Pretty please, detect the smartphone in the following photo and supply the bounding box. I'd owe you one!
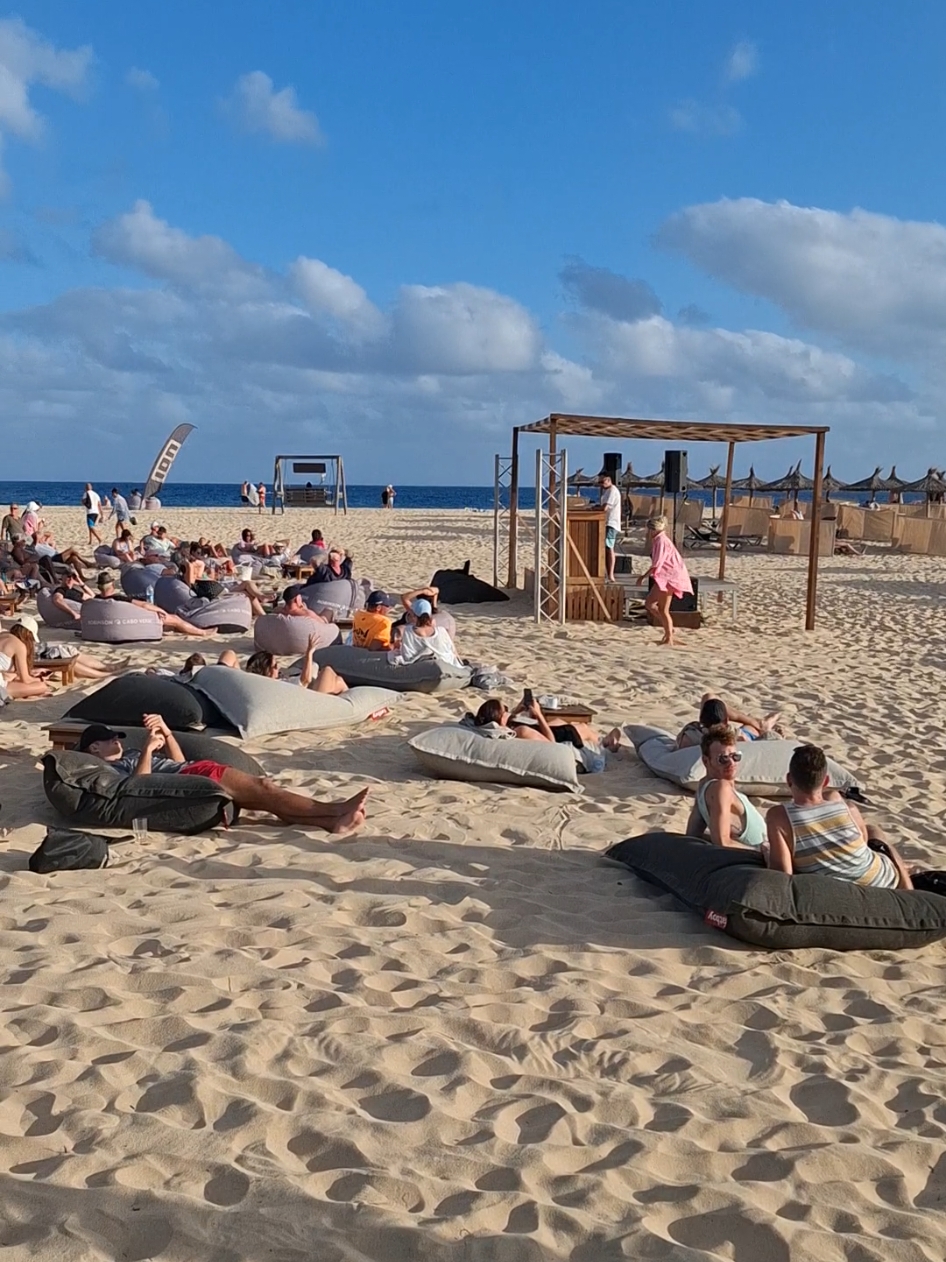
[523,687,534,706]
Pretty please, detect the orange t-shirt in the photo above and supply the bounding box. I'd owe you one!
[352,609,392,649]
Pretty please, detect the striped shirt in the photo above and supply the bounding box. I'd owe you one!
[784,799,897,888]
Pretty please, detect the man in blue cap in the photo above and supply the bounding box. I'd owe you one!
[352,590,396,650]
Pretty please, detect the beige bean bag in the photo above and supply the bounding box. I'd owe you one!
[38,587,82,629]
[410,725,581,792]
[254,614,340,656]
[81,598,163,643]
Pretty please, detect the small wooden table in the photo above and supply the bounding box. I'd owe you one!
[541,701,596,722]
[282,563,313,581]
[37,659,77,686]
[0,591,28,616]
[45,719,88,749]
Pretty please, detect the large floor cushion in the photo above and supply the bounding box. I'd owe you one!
[410,726,581,792]
[188,665,398,738]
[93,546,123,570]
[64,674,210,731]
[431,563,509,604]
[626,726,862,798]
[254,614,340,655]
[606,833,946,950]
[310,645,472,693]
[182,593,253,633]
[81,599,163,644]
[301,578,371,619]
[297,544,328,564]
[37,587,82,629]
[154,576,194,613]
[120,563,168,598]
[43,750,236,833]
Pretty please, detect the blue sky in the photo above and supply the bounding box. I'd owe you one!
[2,1,946,484]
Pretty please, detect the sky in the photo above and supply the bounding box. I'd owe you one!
[2,1,946,484]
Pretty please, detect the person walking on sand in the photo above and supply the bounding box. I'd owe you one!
[80,716,369,833]
[637,514,692,647]
[82,483,103,545]
[257,482,266,513]
[240,480,251,505]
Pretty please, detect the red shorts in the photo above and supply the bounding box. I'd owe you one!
[179,760,228,783]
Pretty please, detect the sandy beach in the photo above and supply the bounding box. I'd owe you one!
[1,504,945,1260]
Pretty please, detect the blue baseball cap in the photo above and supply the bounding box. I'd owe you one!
[366,590,394,609]
[412,597,433,616]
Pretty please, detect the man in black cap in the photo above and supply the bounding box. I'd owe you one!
[78,715,368,833]
[282,585,331,622]
[352,590,395,650]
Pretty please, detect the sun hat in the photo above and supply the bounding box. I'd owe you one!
[12,613,39,638]
[26,501,40,512]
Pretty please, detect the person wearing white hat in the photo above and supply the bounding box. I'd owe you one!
[9,616,120,682]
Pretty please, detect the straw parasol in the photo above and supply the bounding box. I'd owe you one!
[902,468,946,503]
[822,466,844,499]
[691,464,727,517]
[730,466,766,503]
[841,466,887,502]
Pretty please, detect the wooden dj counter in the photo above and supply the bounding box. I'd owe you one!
[562,507,623,621]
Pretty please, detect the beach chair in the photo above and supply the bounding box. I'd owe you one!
[684,521,724,549]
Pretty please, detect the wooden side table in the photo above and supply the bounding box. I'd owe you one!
[37,659,77,686]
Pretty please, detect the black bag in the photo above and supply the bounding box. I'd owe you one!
[29,828,112,873]
[82,493,92,510]
[194,579,225,601]
[911,871,946,897]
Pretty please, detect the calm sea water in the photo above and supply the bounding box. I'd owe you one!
[0,481,924,512]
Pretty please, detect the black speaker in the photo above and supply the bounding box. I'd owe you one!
[649,575,699,611]
[664,450,688,494]
[602,452,622,481]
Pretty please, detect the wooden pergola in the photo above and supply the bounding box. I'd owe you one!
[509,414,830,630]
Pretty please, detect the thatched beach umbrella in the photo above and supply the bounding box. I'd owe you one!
[692,464,727,517]
[903,468,946,508]
[841,466,887,502]
[567,467,597,488]
[731,466,766,504]
[821,466,844,500]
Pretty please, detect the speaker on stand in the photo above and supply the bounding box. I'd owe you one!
[663,450,688,546]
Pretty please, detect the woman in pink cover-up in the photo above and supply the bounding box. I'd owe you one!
[636,514,692,647]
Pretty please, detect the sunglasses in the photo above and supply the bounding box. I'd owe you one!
[714,751,742,766]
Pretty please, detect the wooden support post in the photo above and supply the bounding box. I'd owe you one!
[507,426,520,589]
[805,430,826,631]
[717,441,736,580]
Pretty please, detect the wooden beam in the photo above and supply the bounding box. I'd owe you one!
[805,430,826,630]
[717,441,736,580]
[566,535,613,621]
[507,426,520,588]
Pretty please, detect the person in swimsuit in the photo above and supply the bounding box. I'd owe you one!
[684,724,767,849]
[677,694,782,749]
[473,698,622,773]
[766,743,912,889]
[0,628,49,699]
[80,716,369,833]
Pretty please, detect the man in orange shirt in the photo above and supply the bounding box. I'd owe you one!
[352,590,395,650]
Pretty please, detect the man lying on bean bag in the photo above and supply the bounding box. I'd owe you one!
[78,716,368,834]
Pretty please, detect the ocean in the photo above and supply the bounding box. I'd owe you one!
[0,481,925,512]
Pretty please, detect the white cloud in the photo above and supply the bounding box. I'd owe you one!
[668,100,742,136]
[222,71,323,145]
[725,40,758,83]
[0,17,92,193]
[125,66,159,92]
[288,257,385,338]
[657,197,946,360]
[2,199,943,479]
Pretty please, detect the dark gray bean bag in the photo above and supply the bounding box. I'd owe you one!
[606,833,946,951]
[301,577,371,618]
[43,749,237,833]
[120,563,168,598]
[431,562,509,604]
[37,587,82,629]
[65,674,214,731]
[182,593,253,633]
[81,598,163,644]
[254,614,340,656]
[154,576,194,613]
[297,544,328,564]
[309,645,472,693]
[109,728,262,774]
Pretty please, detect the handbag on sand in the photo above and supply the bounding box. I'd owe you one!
[29,828,114,873]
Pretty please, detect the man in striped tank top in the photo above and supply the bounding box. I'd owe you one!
[766,744,913,889]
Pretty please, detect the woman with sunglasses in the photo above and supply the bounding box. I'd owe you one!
[684,724,767,849]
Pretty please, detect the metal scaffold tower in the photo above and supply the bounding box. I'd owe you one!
[534,447,567,624]
[492,453,515,589]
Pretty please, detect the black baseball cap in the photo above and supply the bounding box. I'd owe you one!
[77,724,126,751]
[282,584,305,604]
[366,589,394,609]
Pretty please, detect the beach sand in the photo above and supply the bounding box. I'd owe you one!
[1,504,945,1260]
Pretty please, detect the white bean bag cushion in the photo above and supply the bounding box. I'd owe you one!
[230,548,268,574]
[310,645,472,693]
[254,614,340,655]
[153,576,194,613]
[182,593,253,633]
[81,598,163,643]
[37,587,82,629]
[625,725,863,798]
[188,664,398,739]
[410,726,581,792]
[433,610,457,639]
[93,546,123,570]
[301,578,371,618]
[120,563,167,598]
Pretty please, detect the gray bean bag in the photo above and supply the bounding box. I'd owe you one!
[181,593,253,633]
[43,749,237,833]
[301,577,371,619]
[409,725,581,792]
[93,546,123,570]
[37,587,82,629]
[81,598,163,643]
[297,544,328,564]
[254,614,340,656]
[606,833,946,950]
[120,563,168,599]
[188,664,398,739]
[433,610,457,639]
[626,725,863,799]
[154,576,194,613]
[310,645,472,693]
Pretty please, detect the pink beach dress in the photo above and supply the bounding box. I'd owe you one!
[651,532,693,599]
